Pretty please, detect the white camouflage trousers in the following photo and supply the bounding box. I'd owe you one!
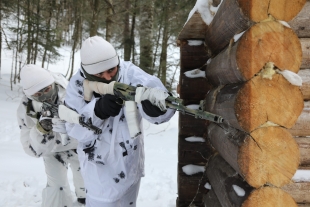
[41,150,85,207]
[86,179,141,207]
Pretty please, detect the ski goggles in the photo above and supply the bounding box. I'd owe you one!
[32,85,52,97]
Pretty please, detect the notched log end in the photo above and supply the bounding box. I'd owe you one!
[242,187,298,207]
[238,0,306,22]
[238,127,300,188]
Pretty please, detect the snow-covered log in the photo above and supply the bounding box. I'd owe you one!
[178,12,207,41]
[205,21,302,86]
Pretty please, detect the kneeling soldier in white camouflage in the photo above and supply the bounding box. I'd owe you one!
[16,64,86,207]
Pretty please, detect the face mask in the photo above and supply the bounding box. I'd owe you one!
[31,83,59,103]
[81,65,120,84]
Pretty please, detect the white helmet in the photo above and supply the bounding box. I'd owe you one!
[80,36,119,75]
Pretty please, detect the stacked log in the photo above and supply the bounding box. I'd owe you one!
[177,0,309,206]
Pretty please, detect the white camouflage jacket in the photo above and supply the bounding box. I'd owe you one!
[65,60,175,202]
[17,72,78,158]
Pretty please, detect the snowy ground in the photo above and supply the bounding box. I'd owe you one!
[0,47,179,206]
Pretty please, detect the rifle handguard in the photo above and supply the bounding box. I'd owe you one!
[83,80,115,101]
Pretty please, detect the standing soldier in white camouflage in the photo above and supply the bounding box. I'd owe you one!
[64,36,176,207]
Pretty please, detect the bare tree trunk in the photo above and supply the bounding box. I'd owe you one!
[33,0,40,64]
[130,0,137,64]
[42,1,53,68]
[14,0,21,84]
[105,0,114,42]
[158,0,170,85]
[139,0,154,74]
[26,0,31,64]
[0,0,2,79]
[68,0,81,79]
[89,0,100,37]
[153,1,165,75]
[11,48,14,90]
[123,0,131,61]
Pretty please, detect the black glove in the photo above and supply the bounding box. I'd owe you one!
[141,100,166,117]
[94,94,122,119]
[39,119,53,131]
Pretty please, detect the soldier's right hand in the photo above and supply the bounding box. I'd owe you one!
[94,94,122,119]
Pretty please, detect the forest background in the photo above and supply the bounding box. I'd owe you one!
[0,0,194,91]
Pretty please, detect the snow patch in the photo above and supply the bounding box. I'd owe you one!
[204,182,211,189]
[232,185,245,197]
[184,69,205,78]
[185,136,205,142]
[278,20,291,28]
[234,31,246,42]
[292,170,310,182]
[188,40,204,46]
[186,0,222,26]
[277,70,302,86]
[182,164,205,175]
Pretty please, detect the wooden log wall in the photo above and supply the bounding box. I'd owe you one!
[284,1,310,204]
[177,0,310,206]
[176,40,212,207]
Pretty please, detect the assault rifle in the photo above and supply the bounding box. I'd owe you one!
[83,80,224,124]
[42,102,102,134]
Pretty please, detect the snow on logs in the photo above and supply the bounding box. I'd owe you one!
[205,20,302,86]
[204,0,306,56]
[206,154,297,207]
[204,74,304,132]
